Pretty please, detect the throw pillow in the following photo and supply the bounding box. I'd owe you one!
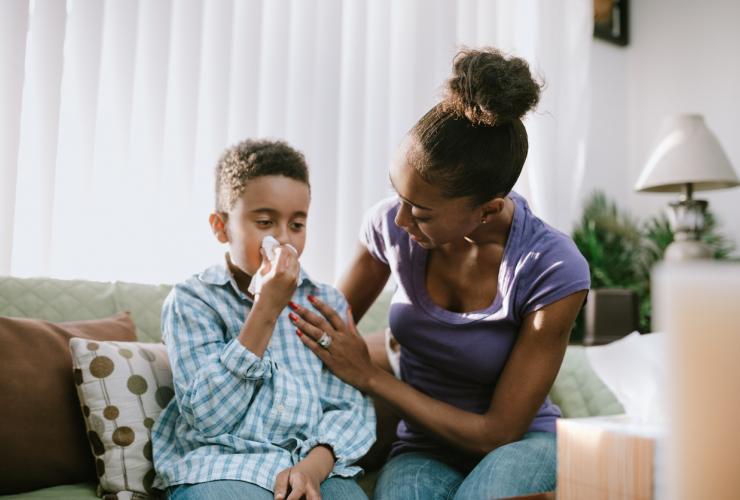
[69,339,174,499]
[0,313,137,494]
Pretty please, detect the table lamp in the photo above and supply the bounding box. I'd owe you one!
[635,114,739,261]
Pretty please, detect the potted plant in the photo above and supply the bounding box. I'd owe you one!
[571,191,736,342]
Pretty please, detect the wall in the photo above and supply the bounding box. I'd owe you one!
[584,0,740,250]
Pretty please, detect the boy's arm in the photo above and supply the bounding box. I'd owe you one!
[293,445,335,483]
[237,296,282,357]
[312,368,376,472]
[165,286,277,437]
[273,445,333,500]
[239,242,301,357]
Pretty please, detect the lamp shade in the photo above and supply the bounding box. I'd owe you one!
[635,114,739,193]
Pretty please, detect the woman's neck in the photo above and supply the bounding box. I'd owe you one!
[441,196,515,257]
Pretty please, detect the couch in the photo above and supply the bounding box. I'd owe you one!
[0,275,624,499]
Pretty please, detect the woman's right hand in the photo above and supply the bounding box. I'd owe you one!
[255,244,300,315]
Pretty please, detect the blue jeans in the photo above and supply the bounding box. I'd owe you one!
[167,477,367,500]
[372,432,556,500]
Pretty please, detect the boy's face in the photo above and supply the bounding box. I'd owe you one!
[212,175,310,276]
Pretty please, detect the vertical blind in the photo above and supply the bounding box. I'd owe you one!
[0,0,592,285]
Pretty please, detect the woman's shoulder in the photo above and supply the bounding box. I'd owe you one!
[363,196,401,231]
[510,193,589,278]
[360,196,406,264]
[507,194,590,315]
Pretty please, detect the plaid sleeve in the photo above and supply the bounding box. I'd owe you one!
[298,289,376,474]
[163,285,276,437]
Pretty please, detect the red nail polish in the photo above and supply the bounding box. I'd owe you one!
[307,295,316,303]
[289,301,299,311]
[289,312,298,322]
[296,329,303,337]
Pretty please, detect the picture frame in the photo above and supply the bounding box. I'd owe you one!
[594,0,629,47]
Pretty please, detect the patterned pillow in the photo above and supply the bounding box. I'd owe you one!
[69,339,174,499]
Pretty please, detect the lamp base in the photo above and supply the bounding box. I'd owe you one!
[665,238,712,261]
[664,192,712,261]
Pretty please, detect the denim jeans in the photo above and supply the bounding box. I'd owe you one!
[372,432,556,500]
[167,477,368,500]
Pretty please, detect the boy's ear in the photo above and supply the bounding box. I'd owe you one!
[209,212,229,243]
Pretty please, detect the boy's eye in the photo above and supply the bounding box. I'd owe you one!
[290,222,306,231]
[256,220,273,227]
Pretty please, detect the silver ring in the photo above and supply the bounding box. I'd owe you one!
[317,331,332,349]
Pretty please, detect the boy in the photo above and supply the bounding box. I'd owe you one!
[152,139,375,500]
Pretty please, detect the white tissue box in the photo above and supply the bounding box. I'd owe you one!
[557,415,665,500]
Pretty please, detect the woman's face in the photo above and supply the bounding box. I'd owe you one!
[218,175,310,275]
[389,143,482,249]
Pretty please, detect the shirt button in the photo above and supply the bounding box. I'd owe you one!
[276,404,285,413]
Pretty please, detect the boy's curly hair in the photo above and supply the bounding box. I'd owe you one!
[214,139,310,212]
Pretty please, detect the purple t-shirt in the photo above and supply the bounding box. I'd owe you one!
[360,192,590,467]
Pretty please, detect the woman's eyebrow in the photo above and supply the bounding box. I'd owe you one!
[388,174,433,211]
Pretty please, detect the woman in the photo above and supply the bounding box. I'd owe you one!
[289,48,590,499]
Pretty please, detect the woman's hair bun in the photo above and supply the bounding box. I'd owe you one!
[445,47,541,126]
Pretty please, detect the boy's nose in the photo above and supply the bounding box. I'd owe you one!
[272,227,290,246]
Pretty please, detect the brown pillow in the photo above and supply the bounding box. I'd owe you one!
[0,313,137,494]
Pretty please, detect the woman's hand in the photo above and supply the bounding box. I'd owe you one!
[290,296,379,391]
[273,467,321,500]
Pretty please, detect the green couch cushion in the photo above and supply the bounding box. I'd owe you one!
[112,282,172,343]
[0,277,170,343]
[550,346,624,418]
[0,277,119,323]
[356,289,393,334]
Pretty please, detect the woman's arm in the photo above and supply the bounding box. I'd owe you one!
[294,290,586,456]
[337,242,393,372]
[336,243,391,322]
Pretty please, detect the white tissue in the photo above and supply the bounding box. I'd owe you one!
[585,331,668,426]
[247,236,299,296]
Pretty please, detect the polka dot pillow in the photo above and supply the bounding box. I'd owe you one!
[70,339,174,499]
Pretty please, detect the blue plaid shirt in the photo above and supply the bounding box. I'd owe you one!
[152,260,376,491]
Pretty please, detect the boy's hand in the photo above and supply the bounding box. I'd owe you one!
[238,243,300,357]
[256,244,300,314]
[273,467,321,500]
[273,445,333,500]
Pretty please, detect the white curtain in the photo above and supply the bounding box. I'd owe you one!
[0,0,592,285]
